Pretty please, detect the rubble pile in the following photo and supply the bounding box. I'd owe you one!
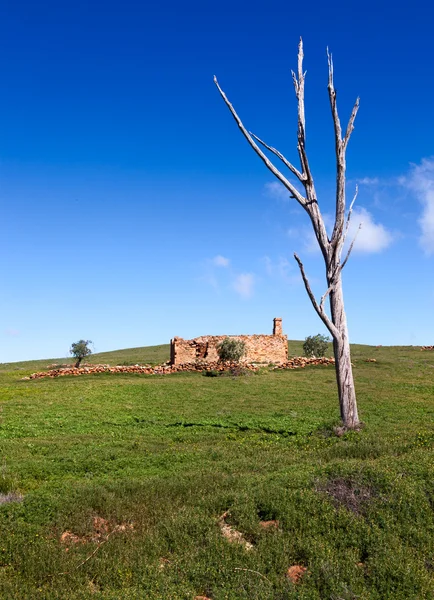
[24,356,335,380]
[273,356,335,369]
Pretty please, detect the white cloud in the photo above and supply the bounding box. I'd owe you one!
[346,207,393,253]
[212,255,230,267]
[233,273,254,298]
[357,177,380,186]
[287,208,392,255]
[402,158,434,255]
[264,181,291,201]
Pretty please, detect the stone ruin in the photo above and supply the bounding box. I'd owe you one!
[170,318,288,366]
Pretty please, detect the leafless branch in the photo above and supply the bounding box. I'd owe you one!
[213,76,306,208]
[292,39,312,183]
[249,132,305,183]
[327,48,342,144]
[294,253,340,340]
[234,568,272,584]
[342,185,358,246]
[320,283,334,312]
[341,223,362,271]
[47,531,115,578]
[328,47,347,250]
[343,97,360,149]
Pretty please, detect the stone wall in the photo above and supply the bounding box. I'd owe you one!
[170,318,287,365]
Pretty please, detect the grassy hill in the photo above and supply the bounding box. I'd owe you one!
[0,343,433,598]
[0,339,409,372]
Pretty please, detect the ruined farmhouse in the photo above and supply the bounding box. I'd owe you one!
[170,318,288,366]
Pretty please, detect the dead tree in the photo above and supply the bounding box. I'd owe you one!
[214,39,360,429]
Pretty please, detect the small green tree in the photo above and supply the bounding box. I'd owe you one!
[217,337,246,363]
[70,339,93,368]
[303,334,330,358]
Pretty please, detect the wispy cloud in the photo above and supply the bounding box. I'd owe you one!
[401,158,434,255]
[347,207,393,253]
[232,273,254,298]
[264,181,291,201]
[212,255,230,267]
[357,177,380,186]
[263,256,299,285]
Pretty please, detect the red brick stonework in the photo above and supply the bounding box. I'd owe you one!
[170,318,287,366]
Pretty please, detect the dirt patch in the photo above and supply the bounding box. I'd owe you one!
[286,565,307,583]
[259,519,279,530]
[218,511,253,551]
[60,531,84,546]
[318,477,377,514]
[60,515,134,549]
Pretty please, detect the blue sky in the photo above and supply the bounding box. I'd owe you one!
[1,0,433,362]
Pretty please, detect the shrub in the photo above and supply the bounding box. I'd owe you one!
[303,334,330,358]
[217,338,246,363]
[70,339,93,368]
[202,369,220,377]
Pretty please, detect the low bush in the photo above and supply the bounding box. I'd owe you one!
[303,333,330,358]
[217,338,246,363]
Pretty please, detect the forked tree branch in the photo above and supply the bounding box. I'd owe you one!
[327,49,359,259]
[291,39,313,184]
[249,132,305,183]
[213,76,307,208]
[293,253,340,340]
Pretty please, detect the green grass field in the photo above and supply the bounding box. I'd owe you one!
[1,342,434,599]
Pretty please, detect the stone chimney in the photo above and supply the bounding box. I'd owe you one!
[273,317,283,336]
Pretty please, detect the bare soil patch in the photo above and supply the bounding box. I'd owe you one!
[318,477,377,514]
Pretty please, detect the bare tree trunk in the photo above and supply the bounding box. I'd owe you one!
[214,39,362,430]
[328,275,359,428]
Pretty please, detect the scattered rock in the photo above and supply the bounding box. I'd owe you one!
[158,557,171,570]
[218,512,254,551]
[273,357,335,370]
[286,565,307,583]
[60,531,84,546]
[259,519,279,530]
[333,426,346,437]
[88,580,99,594]
[25,356,336,381]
